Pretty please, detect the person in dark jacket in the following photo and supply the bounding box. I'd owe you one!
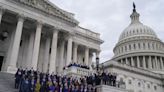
[19,76,30,92]
[113,73,117,87]
[15,68,22,89]
[101,71,106,85]
[29,77,35,92]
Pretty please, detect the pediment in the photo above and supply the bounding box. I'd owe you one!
[11,0,78,25]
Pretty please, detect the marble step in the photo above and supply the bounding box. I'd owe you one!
[0,72,18,92]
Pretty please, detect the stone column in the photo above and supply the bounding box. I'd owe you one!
[85,47,89,65]
[131,57,134,66]
[49,29,58,74]
[66,36,73,66]
[155,56,158,70]
[143,56,146,69]
[7,15,24,73]
[121,59,123,64]
[59,40,65,73]
[26,31,35,69]
[43,37,51,73]
[73,43,78,63]
[125,58,128,65]
[148,56,152,69]
[160,57,164,70]
[89,53,93,69]
[31,21,42,70]
[0,8,4,24]
[137,56,140,68]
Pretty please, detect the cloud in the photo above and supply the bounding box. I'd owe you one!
[49,0,164,62]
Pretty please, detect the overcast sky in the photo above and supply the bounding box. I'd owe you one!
[49,0,164,63]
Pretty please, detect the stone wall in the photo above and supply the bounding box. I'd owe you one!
[96,85,128,92]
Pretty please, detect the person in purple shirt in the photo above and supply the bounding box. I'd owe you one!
[48,82,55,92]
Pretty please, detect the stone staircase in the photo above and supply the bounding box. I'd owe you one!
[0,72,18,92]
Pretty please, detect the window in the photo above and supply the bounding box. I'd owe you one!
[122,47,124,52]
[128,80,132,84]
[154,86,157,90]
[125,46,127,51]
[129,45,131,50]
[134,44,136,49]
[147,84,150,89]
[148,43,150,49]
[152,43,154,49]
[138,43,141,49]
[138,82,141,87]
[143,43,145,49]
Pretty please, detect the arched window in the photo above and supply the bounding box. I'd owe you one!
[147,84,150,89]
[154,86,157,90]
[134,44,136,49]
[138,82,141,87]
[128,80,132,84]
[148,43,150,49]
[143,43,145,49]
[138,43,141,49]
[152,43,154,49]
[125,46,127,51]
[122,47,124,52]
[129,45,131,50]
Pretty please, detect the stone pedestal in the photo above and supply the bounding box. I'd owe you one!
[6,66,17,74]
[96,85,128,92]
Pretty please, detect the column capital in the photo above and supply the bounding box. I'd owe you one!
[67,32,75,39]
[17,14,25,22]
[0,6,5,14]
[36,20,43,27]
[53,29,59,34]
[74,43,78,48]
[85,46,90,49]
[67,35,73,41]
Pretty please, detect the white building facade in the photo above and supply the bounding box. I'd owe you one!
[0,0,103,74]
[103,5,164,92]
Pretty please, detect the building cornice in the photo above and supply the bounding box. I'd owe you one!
[103,61,163,80]
[113,51,164,60]
[9,0,79,25]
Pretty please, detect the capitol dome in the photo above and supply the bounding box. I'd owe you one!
[113,4,164,72]
[119,6,158,41]
[119,22,157,41]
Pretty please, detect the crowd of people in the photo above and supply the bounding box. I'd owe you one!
[14,68,117,92]
[64,62,90,70]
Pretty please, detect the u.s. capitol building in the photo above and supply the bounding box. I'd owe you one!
[102,4,164,92]
[0,0,103,74]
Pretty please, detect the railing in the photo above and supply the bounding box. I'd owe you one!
[76,26,100,39]
[64,66,92,77]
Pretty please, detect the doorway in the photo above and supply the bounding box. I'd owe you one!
[0,56,4,71]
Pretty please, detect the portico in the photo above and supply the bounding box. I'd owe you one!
[0,0,103,74]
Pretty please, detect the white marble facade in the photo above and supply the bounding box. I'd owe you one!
[103,5,164,92]
[0,0,103,74]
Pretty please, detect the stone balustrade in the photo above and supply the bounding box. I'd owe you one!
[77,26,100,39]
[63,66,92,77]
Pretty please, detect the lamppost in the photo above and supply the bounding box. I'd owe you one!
[102,63,104,72]
[0,30,8,41]
[96,57,99,73]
